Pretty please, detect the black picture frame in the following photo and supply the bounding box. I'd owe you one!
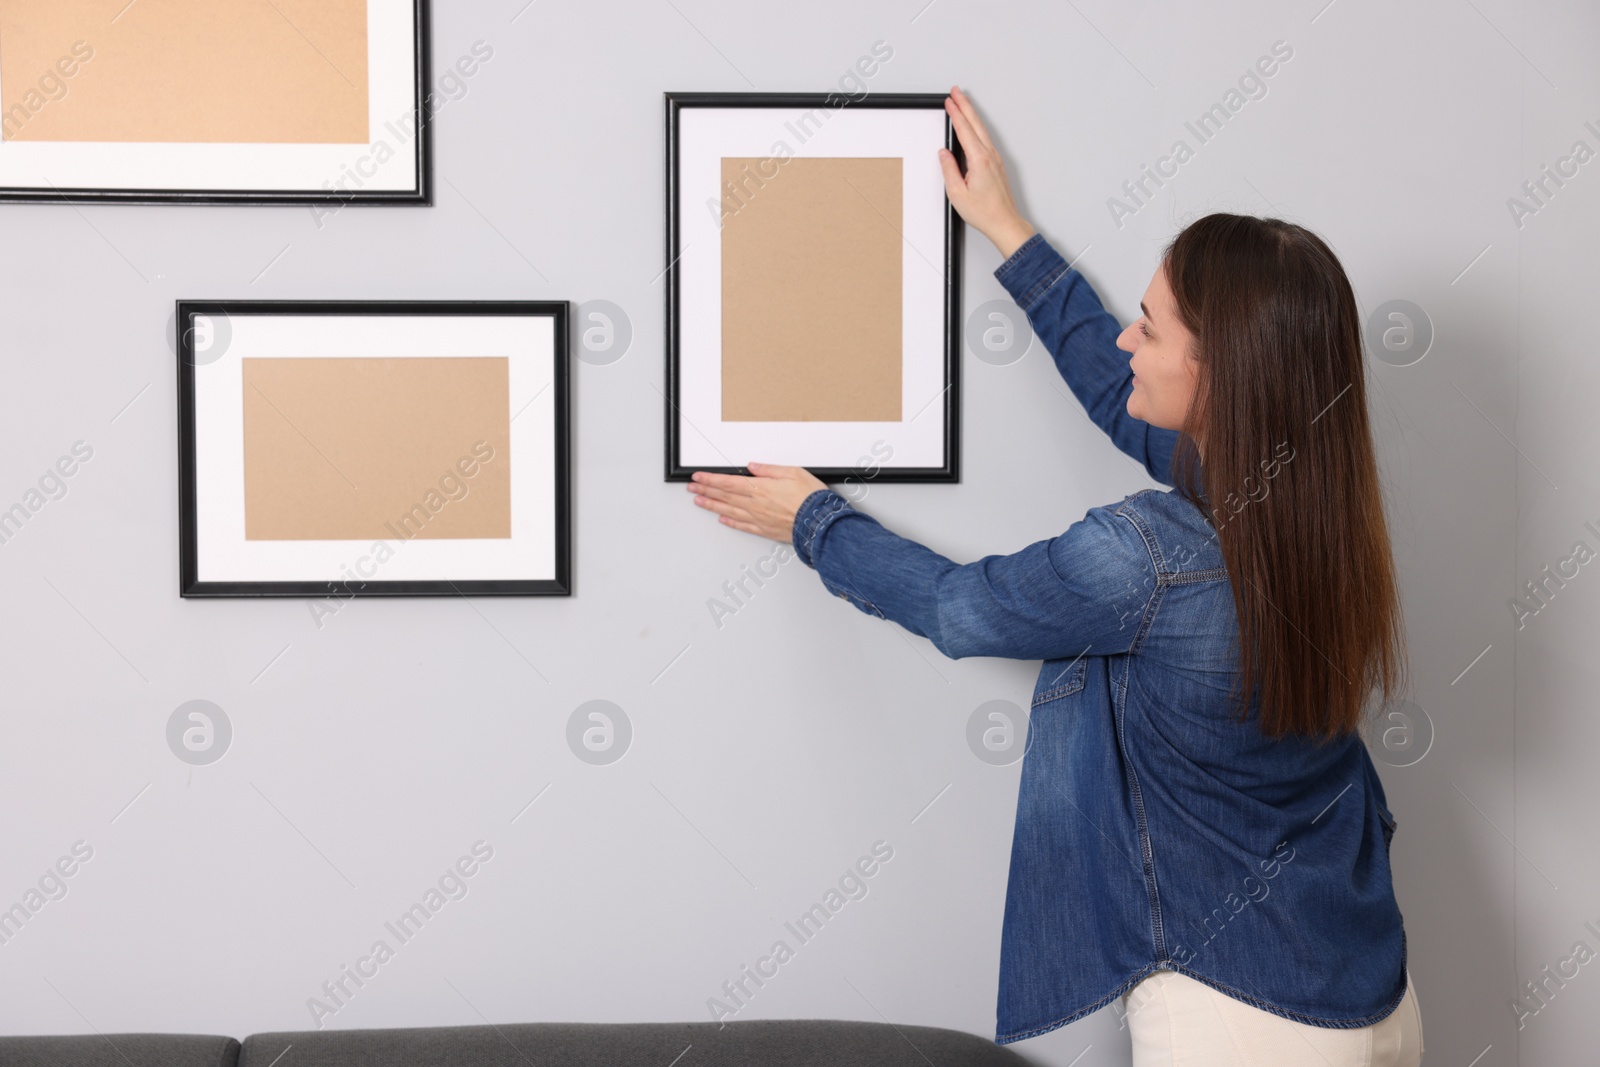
[0,1,432,206]
[177,300,570,598]
[663,91,964,483]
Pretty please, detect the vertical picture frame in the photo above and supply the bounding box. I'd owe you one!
[664,91,963,483]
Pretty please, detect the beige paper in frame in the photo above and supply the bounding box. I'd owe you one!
[719,156,902,422]
[0,0,369,143]
[240,357,511,542]
[674,106,948,471]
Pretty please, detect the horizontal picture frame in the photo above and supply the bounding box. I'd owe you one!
[0,0,431,204]
[177,301,570,597]
[664,91,963,483]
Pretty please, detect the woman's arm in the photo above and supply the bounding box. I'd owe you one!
[687,466,1158,661]
[687,467,1158,662]
[792,487,1157,662]
[995,234,1182,487]
[939,86,1180,487]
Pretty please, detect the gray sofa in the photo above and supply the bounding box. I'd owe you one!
[0,1018,1032,1066]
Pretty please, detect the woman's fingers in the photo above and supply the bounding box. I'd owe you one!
[688,482,745,510]
[750,461,804,478]
[937,145,966,197]
[694,485,775,539]
[940,96,1002,223]
[944,95,986,162]
[690,470,753,497]
[689,473,768,522]
[949,86,995,153]
[691,484,751,519]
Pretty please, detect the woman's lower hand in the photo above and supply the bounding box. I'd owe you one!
[687,462,828,543]
[938,85,1036,260]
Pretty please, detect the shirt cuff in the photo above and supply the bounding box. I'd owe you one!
[792,487,855,568]
[993,231,1072,314]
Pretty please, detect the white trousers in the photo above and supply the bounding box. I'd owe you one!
[1122,968,1423,1067]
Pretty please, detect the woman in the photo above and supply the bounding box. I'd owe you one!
[687,85,1422,1066]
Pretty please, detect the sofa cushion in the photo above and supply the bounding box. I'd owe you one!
[0,1033,239,1067]
[239,1019,1028,1066]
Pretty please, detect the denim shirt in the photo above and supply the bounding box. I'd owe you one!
[789,233,1407,1042]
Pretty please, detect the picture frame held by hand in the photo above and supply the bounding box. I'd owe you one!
[664,91,963,483]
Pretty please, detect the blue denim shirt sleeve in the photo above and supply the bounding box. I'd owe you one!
[792,487,1156,661]
[995,232,1181,487]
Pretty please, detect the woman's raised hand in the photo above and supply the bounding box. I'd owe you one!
[937,86,1036,260]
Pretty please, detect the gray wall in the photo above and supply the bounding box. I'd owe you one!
[0,1,1589,1064]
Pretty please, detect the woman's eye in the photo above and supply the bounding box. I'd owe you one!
[1138,321,1150,337]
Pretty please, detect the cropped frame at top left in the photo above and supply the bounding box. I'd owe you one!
[0,0,432,204]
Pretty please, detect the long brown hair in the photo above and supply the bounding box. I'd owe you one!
[1163,213,1408,743]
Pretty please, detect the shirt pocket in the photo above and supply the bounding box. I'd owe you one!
[1031,656,1088,708]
